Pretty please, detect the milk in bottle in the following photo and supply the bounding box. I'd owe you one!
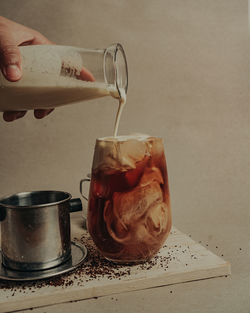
[0,44,128,120]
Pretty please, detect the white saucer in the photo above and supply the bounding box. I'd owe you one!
[0,242,87,281]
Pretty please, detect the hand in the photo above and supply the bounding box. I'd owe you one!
[0,16,54,122]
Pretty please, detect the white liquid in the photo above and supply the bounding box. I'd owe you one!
[113,88,126,137]
[0,74,125,137]
[0,76,120,112]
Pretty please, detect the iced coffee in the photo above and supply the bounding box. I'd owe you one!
[87,134,172,263]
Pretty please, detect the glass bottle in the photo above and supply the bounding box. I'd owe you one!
[0,43,128,112]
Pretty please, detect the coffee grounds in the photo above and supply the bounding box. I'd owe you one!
[1,230,221,296]
[0,232,174,293]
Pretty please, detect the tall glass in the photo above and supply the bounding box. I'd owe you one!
[0,43,128,112]
[87,135,172,263]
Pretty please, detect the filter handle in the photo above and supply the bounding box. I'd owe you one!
[69,198,82,213]
[0,206,6,221]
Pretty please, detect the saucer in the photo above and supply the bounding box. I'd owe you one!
[0,242,87,281]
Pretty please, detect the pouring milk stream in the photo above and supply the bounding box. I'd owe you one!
[0,44,128,136]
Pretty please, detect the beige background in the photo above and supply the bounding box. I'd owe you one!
[0,1,250,312]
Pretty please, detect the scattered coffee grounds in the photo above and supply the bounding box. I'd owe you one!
[0,229,229,298]
[0,231,178,293]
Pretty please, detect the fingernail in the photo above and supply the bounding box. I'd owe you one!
[34,109,54,119]
[3,65,22,81]
[16,111,26,119]
[46,109,54,116]
[34,110,45,119]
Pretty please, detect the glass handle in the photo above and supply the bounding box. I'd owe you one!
[80,175,91,231]
[80,178,91,201]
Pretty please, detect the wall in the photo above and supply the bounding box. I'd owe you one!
[0,0,250,235]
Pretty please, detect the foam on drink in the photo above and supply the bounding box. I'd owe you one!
[93,134,151,172]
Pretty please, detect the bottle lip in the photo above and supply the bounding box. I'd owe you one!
[104,43,128,98]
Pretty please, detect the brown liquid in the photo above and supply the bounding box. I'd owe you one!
[87,136,171,263]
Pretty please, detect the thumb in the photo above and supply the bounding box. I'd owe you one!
[0,39,22,82]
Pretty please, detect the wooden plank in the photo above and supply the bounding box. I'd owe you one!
[0,213,231,313]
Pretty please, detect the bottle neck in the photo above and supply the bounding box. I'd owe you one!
[104,43,128,99]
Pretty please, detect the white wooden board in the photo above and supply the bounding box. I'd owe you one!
[0,213,231,313]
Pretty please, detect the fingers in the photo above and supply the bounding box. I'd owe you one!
[3,111,26,122]
[79,67,95,82]
[30,30,54,45]
[3,109,54,122]
[0,17,56,122]
[0,42,22,81]
[34,109,54,119]
[0,19,52,82]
